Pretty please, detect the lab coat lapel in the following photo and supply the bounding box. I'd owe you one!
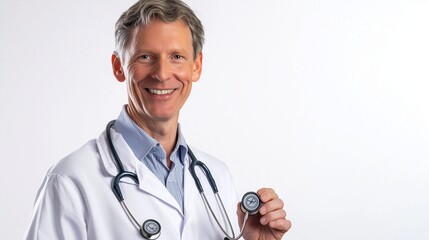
[97,130,182,215]
[135,162,182,214]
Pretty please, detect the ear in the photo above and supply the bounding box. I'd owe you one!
[111,53,126,82]
[191,52,203,82]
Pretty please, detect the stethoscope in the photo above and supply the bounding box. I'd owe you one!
[106,120,262,239]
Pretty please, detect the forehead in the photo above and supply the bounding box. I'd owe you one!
[129,18,193,51]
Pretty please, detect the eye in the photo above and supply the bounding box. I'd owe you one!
[137,54,152,62]
[172,55,184,60]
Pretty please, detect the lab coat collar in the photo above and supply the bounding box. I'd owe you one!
[97,129,187,216]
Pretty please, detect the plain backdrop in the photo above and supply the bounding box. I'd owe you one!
[1,0,429,239]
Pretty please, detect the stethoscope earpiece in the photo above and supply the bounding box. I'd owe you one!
[241,191,262,215]
[140,219,161,240]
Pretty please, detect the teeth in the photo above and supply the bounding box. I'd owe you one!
[149,89,174,95]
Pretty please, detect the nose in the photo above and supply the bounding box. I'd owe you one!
[151,58,171,82]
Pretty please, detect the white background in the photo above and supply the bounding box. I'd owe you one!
[1,0,429,239]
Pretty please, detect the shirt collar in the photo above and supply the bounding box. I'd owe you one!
[113,106,188,165]
[175,125,188,165]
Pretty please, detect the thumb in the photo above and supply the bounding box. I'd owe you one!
[236,202,245,229]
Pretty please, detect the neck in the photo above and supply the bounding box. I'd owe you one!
[126,105,178,164]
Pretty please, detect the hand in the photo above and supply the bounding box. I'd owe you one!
[237,188,291,240]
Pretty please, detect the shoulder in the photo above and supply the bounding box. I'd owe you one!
[187,146,236,191]
[47,139,102,180]
[188,146,229,172]
[37,138,109,207]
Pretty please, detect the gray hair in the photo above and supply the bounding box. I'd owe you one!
[114,0,205,60]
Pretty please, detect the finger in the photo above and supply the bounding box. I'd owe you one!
[236,202,244,217]
[268,218,292,233]
[257,188,278,203]
[260,209,286,225]
[259,198,284,215]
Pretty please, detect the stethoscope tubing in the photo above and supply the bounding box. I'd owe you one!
[106,120,125,173]
[106,120,250,239]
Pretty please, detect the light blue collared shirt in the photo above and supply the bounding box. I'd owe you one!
[113,107,187,212]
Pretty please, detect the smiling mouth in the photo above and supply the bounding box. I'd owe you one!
[147,88,175,95]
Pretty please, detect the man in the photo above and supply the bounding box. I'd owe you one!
[24,0,291,239]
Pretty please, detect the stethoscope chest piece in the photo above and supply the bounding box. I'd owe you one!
[241,192,262,215]
[107,120,257,239]
[140,219,161,239]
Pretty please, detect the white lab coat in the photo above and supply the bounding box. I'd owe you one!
[24,129,240,239]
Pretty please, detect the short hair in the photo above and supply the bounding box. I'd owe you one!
[114,0,205,60]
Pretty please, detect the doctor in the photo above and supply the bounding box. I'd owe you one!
[24,0,291,239]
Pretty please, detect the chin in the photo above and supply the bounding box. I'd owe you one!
[144,105,180,121]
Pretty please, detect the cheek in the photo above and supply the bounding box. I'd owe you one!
[127,66,146,89]
[175,67,195,84]
[126,73,145,99]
